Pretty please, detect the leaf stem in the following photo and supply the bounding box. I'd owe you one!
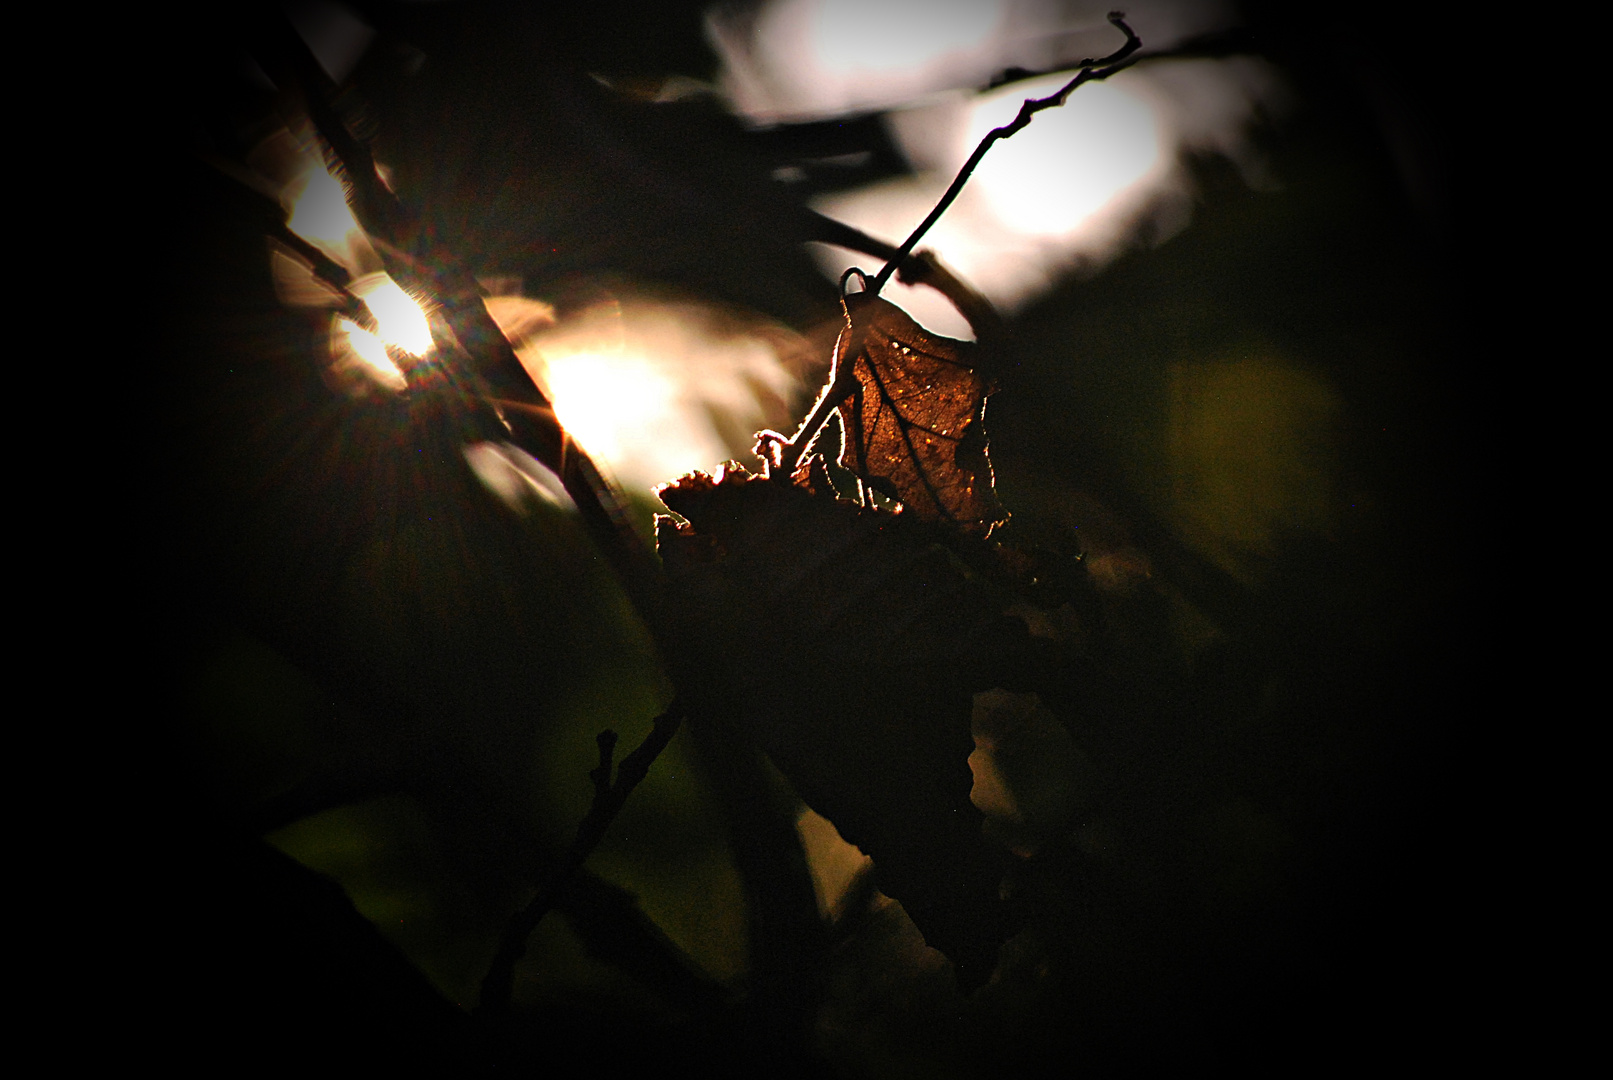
[755,274,870,480]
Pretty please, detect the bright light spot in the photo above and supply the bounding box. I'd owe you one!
[544,352,679,467]
[284,160,367,268]
[810,0,1002,76]
[269,129,429,396]
[489,298,803,492]
[967,78,1161,237]
[337,317,408,391]
[352,272,433,356]
[711,0,1009,119]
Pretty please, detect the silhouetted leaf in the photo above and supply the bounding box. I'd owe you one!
[834,293,1007,537]
[656,464,1031,987]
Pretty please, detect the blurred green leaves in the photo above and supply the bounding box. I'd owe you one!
[1167,352,1340,583]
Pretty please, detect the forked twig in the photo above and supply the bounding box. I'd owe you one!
[983,25,1257,94]
[478,703,687,1016]
[868,11,1141,295]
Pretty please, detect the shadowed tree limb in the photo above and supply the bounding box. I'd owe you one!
[801,211,1003,342]
[478,702,687,1016]
[684,714,826,1052]
[239,14,825,1033]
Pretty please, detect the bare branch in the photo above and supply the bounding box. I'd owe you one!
[984,25,1258,93]
[801,212,1003,342]
[869,12,1141,296]
[478,703,687,1016]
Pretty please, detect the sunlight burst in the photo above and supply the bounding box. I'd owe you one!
[279,150,432,388]
[336,318,409,391]
[352,272,434,356]
[490,299,802,493]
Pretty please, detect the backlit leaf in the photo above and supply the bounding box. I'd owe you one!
[833,293,1007,537]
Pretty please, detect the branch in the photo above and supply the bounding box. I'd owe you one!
[249,13,667,626]
[984,25,1259,93]
[869,12,1141,296]
[684,714,825,1033]
[236,28,714,1022]
[801,212,1003,342]
[198,153,357,297]
[478,703,687,1016]
[201,156,463,403]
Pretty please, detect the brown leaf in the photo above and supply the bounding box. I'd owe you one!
[833,294,1007,537]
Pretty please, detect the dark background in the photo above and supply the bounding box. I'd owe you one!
[108,0,1479,1072]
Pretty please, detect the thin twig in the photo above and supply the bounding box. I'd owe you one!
[478,703,687,1016]
[801,212,1003,342]
[983,26,1258,93]
[869,12,1141,296]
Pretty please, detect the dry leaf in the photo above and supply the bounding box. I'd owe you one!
[833,294,1007,537]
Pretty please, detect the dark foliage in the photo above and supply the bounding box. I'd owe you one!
[107,0,1481,1073]
[659,464,1024,986]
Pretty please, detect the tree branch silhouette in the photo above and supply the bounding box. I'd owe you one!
[869,11,1142,296]
[478,703,687,1016]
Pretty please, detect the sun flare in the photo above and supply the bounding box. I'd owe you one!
[277,150,433,388]
[487,298,802,493]
[351,273,434,357]
[336,318,410,392]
